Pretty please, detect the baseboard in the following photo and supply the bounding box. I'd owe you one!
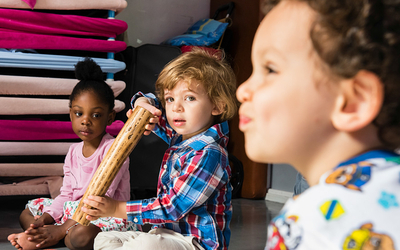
[265,189,293,203]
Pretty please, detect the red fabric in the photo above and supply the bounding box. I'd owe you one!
[0,120,124,141]
[180,45,221,58]
[0,29,126,53]
[0,8,127,38]
[21,0,36,9]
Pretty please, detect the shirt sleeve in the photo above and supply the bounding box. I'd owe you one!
[126,149,229,225]
[42,147,74,221]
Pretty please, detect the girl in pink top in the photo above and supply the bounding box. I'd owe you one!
[8,58,135,250]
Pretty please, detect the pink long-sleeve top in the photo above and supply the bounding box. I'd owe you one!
[43,133,130,222]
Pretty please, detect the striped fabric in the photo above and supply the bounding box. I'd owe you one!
[127,93,232,250]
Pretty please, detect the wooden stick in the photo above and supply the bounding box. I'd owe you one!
[72,106,153,226]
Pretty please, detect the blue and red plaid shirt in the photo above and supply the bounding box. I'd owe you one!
[128,93,232,250]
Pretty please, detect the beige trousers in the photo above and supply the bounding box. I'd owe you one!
[94,228,205,250]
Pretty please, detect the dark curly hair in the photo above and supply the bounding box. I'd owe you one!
[69,57,115,112]
[263,0,400,149]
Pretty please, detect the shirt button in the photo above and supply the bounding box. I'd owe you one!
[163,164,167,169]
[134,217,138,223]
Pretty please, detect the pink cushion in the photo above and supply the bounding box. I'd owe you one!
[0,98,125,115]
[1,30,126,53]
[0,0,127,12]
[0,75,126,97]
[0,8,128,38]
[0,120,125,140]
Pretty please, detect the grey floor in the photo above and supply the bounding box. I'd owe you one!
[0,196,283,250]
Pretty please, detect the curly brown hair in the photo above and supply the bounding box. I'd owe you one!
[155,48,238,123]
[262,0,400,148]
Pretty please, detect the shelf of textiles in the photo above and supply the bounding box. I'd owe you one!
[0,0,129,197]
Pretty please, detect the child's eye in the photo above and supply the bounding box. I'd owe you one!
[166,97,174,103]
[265,66,277,74]
[75,112,82,117]
[92,113,101,118]
[185,96,195,101]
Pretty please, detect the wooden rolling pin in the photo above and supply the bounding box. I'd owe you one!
[72,106,153,226]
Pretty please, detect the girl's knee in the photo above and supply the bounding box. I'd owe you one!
[65,224,101,250]
[19,208,34,230]
[19,208,32,218]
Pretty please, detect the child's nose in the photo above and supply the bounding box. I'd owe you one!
[173,102,183,112]
[81,116,91,125]
[236,79,252,103]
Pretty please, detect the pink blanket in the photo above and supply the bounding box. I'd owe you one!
[0,176,63,198]
[0,141,72,156]
[0,8,127,52]
[0,120,124,140]
[0,97,125,115]
[1,0,127,12]
[1,30,126,53]
[0,9,127,38]
[0,75,126,97]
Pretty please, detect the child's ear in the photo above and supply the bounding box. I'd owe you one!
[331,70,383,132]
[212,102,224,116]
[107,110,116,126]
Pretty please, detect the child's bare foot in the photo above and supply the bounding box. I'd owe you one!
[8,232,40,250]
[24,224,65,249]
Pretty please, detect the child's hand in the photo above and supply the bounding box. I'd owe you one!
[24,224,65,249]
[127,98,161,136]
[29,213,54,229]
[82,195,127,220]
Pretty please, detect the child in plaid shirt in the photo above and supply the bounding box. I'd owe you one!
[82,48,238,250]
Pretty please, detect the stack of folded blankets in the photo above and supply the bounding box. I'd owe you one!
[0,0,129,197]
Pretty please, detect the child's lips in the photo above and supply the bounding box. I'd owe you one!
[239,115,251,129]
[80,129,91,136]
[173,119,186,127]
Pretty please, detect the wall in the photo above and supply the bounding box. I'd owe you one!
[271,164,297,193]
[116,0,210,47]
[210,0,270,199]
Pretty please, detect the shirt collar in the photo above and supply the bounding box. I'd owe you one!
[337,149,399,168]
[181,121,229,151]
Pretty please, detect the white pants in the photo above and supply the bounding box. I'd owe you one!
[94,228,205,250]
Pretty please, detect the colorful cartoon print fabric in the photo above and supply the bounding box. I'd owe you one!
[266,150,400,250]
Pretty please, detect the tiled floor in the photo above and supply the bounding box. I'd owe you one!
[0,196,283,250]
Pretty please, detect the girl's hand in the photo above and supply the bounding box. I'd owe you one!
[30,213,54,229]
[24,224,65,249]
[82,195,127,220]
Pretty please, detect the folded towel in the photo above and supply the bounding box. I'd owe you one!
[0,142,73,156]
[0,97,125,115]
[0,0,127,12]
[0,176,63,198]
[0,8,127,38]
[0,51,126,73]
[0,163,63,176]
[0,120,125,140]
[0,75,126,97]
[0,30,127,53]
[0,182,50,196]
